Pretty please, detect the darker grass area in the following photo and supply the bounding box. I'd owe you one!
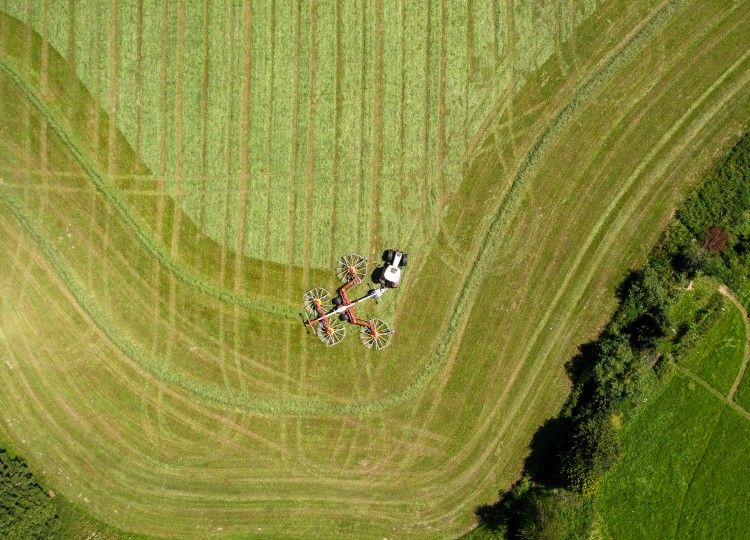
[596,374,750,540]
[594,374,725,539]
[734,369,750,411]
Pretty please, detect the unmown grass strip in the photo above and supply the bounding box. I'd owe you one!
[261,0,276,273]
[232,1,251,293]
[0,59,298,321]
[267,1,294,267]
[331,0,363,259]
[377,0,406,254]
[356,0,374,253]
[309,0,335,269]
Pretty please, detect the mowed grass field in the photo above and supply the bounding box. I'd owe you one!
[0,1,749,538]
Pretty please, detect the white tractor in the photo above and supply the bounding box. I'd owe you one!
[380,250,408,288]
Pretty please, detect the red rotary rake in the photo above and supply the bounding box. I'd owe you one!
[303,254,394,350]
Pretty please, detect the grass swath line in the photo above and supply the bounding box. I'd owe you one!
[0,59,299,321]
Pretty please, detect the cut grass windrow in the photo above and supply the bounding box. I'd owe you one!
[0,0,706,419]
[0,58,298,322]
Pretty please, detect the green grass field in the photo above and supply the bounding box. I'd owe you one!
[596,372,750,539]
[680,291,746,395]
[1,1,750,538]
[597,271,750,539]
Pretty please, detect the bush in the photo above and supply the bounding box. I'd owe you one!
[562,415,621,495]
[0,450,60,539]
[611,266,672,349]
[515,488,593,540]
[593,336,656,411]
[516,490,568,540]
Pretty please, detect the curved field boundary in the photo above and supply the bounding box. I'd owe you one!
[0,58,298,322]
[0,187,332,416]
[389,0,693,410]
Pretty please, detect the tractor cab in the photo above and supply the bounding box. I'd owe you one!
[380,250,408,288]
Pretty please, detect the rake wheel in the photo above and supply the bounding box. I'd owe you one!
[303,287,332,315]
[336,253,368,283]
[317,319,347,347]
[359,318,394,350]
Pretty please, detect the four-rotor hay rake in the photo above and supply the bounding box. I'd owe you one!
[303,254,395,350]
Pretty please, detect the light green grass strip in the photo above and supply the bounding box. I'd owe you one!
[0,58,298,322]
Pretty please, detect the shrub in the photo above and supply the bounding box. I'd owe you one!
[515,488,593,540]
[611,266,672,348]
[593,336,656,411]
[562,415,621,495]
[0,450,60,539]
[516,490,568,540]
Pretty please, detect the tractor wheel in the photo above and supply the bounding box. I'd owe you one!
[332,297,343,306]
[339,313,350,322]
[384,249,395,263]
[399,253,408,267]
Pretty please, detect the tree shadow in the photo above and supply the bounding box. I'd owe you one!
[474,339,600,534]
[522,417,572,488]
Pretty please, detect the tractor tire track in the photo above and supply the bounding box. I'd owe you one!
[719,285,750,401]
[0,0,680,420]
[396,0,734,477]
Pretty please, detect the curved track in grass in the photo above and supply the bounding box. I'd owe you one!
[0,1,749,538]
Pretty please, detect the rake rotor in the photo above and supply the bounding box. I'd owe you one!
[336,253,368,283]
[303,251,403,350]
[359,318,394,350]
[316,318,347,347]
[303,287,332,315]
